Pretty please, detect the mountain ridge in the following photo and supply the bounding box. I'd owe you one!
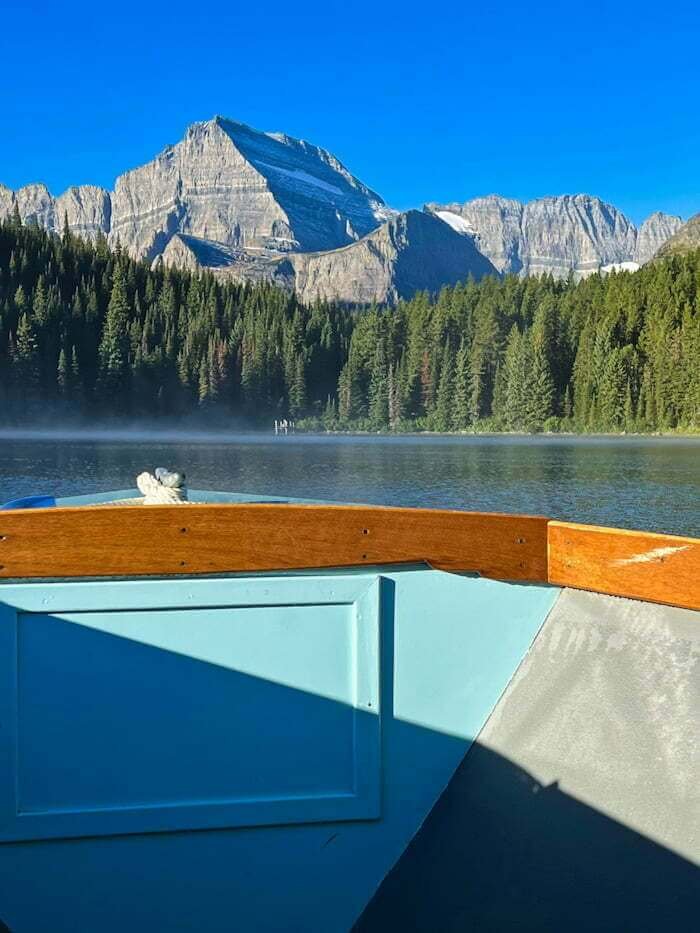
[424,194,683,278]
[0,116,690,301]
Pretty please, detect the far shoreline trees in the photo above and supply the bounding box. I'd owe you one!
[0,215,698,433]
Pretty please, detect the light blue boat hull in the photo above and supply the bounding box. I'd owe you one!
[0,490,696,931]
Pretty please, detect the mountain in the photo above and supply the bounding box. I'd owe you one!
[159,210,497,305]
[425,195,684,279]
[0,117,389,258]
[654,212,700,259]
[0,118,690,302]
[0,182,111,239]
[427,196,523,274]
[111,117,389,259]
[633,211,686,264]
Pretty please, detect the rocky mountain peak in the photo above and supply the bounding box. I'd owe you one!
[108,115,389,260]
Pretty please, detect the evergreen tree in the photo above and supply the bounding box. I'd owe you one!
[13,313,40,398]
[451,340,470,430]
[98,262,132,408]
[368,337,389,430]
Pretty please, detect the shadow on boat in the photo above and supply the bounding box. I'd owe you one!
[355,733,699,932]
[0,578,697,932]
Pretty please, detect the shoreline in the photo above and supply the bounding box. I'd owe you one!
[0,425,698,443]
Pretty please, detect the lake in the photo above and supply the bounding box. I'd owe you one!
[0,431,698,537]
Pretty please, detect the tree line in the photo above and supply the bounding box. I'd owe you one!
[0,210,698,433]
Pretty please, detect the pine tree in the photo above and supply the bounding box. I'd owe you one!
[624,379,635,432]
[368,337,389,430]
[289,355,307,418]
[599,348,627,430]
[526,305,556,428]
[388,363,401,431]
[527,339,555,428]
[98,262,132,408]
[13,313,40,398]
[57,347,69,395]
[432,342,454,432]
[451,340,470,430]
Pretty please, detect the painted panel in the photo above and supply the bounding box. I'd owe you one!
[0,568,559,933]
[0,577,380,841]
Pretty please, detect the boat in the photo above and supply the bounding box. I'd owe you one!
[0,484,697,932]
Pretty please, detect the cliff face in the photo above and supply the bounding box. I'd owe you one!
[110,117,388,260]
[634,211,685,264]
[55,186,112,239]
[426,196,524,274]
[426,196,683,279]
[653,213,700,259]
[160,211,497,305]
[287,210,496,305]
[521,195,637,277]
[0,182,111,239]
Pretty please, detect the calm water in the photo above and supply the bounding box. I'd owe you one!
[0,431,698,536]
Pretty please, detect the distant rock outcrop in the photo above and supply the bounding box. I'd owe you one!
[426,196,523,274]
[634,211,685,264]
[0,182,111,239]
[159,211,497,305]
[426,195,684,279]
[654,213,700,259]
[55,186,112,240]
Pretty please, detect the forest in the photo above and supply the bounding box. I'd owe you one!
[0,209,698,433]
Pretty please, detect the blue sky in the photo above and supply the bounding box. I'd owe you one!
[1,0,699,223]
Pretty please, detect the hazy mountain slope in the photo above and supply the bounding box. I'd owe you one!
[287,210,496,304]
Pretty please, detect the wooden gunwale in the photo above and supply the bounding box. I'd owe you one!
[0,503,697,610]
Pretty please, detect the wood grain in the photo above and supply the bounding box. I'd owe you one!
[0,503,549,582]
[3,504,698,609]
[548,521,700,611]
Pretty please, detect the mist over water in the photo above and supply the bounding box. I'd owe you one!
[0,429,698,537]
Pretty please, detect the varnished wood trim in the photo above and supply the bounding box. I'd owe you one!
[548,521,700,611]
[1,503,698,609]
[0,503,548,583]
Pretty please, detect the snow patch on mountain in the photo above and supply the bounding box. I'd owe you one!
[601,261,640,274]
[253,161,346,197]
[435,211,476,236]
